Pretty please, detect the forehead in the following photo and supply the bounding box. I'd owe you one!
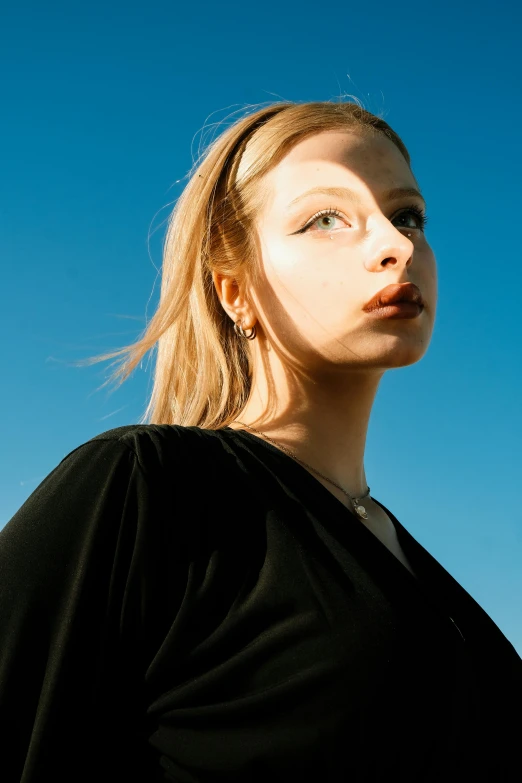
[261,130,417,211]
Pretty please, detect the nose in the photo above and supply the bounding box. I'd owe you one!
[366,220,414,272]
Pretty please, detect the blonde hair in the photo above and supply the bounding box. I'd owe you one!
[92,100,411,428]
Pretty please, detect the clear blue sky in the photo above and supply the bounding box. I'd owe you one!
[2,1,521,653]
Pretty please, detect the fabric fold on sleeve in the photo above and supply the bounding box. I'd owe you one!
[0,437,154,782]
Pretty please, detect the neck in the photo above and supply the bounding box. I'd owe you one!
[229,347,383,499]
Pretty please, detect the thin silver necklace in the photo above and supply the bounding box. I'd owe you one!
[233,421,371,520]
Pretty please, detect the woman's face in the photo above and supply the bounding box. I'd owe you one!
[248,130,437,375]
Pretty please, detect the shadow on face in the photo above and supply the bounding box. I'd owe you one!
[244,129,437,385]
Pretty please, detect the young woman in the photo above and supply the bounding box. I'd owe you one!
[2,101,521,782]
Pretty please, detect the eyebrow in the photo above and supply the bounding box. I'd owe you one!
[286,185,426,210]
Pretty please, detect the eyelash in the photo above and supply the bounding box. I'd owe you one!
[298,204,429,234]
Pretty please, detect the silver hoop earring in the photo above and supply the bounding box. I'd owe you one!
[234,319,257,340]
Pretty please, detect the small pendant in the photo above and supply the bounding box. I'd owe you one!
[354,503,369,520]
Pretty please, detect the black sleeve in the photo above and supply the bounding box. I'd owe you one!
[0,437,156,782]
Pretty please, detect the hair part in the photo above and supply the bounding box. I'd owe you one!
[89,100,411,428]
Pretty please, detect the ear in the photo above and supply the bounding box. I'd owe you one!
[212,271,257,329]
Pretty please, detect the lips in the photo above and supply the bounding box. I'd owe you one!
[363,283,424,312]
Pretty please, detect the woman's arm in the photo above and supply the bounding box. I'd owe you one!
[0,437,152,782]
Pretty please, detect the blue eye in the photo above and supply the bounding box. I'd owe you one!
[298,204,429,235]
[392,205,428,232]
[300,208,346,234]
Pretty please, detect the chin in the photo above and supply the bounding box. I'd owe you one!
[386,344,429,368]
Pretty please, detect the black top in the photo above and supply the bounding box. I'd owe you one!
[1,424,521,782]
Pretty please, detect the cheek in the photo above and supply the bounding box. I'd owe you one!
[422,248,438,294]
[276,269,359,337]
[266,240,358,312]
[258,238,363,333]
